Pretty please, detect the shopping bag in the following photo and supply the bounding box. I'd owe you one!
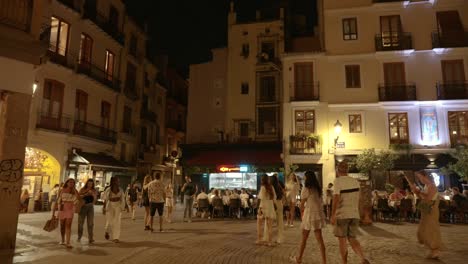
[43,216,58,232]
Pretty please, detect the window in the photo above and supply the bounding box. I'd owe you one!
[442,60,465,83]
[294,63,315,100]
[101,101,111,129]
[345,65,361,88]
[141,126,147,145]
[257,107,278,136]
[120,143,126,161]
[241,43,249,57]
[240,123,249,137]
[126,62,137,91]
[155,124,160,144]
[123,106,132,133]
[349,114,362,133]
[241,82,249,94]
[75,90,88,122]
[109,6,119,26]
[105,50,114,81]
[49,16,69,55]
[380,15,401,48]
[79,33,93,68]
[41,79,64,117]
[342,18,357,40]
[448,111,468,146]
[384,62,406,85]
[260,42,275,61]
[258,76,276,102]
[388,113,409,144]
[129,34,137,56]
[295,110,315,134]
[144,72,150,87]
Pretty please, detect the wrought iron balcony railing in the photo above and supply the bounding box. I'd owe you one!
[290,135,321,155]
[57,0,81,13]
[378,83,417,101]
[77,61,121,92]
[290,82,320,101]
[437,81,468,100]
[167,121,185,132]
[375,32,413,51]
[432,31,468,49]
[140,108,157,123]
[0,0,32,31]
[73,120,117,143]
[36,112,71,133]
[83,9,124,45]
[124,87,138,101]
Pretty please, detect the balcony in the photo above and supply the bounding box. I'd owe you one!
[437,81,468,100]
[36,112,71,133]
[121,124,136,136]
[257,54,281,71]
[290,135,321,155]
[47,49,73,69]
[375,32,412,51]
[83,9,124,45]
[73,120,117,143]
[124,87,138,101]
[167,121,185,132]
[77,61,121,92]
[378,83,417,101]
[0,0,32,32]
[432,31,468,49]
[140,108,157,123]
[57,0,81,13]
[290,82,320,101]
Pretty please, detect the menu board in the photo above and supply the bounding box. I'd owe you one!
[209,173,257,190]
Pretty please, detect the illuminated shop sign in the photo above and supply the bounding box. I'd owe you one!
[217,165,249,173]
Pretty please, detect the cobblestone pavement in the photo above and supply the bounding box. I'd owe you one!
[11,204,468,264]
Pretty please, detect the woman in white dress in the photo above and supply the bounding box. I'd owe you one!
[102,176,126,243]
[165,184,174,223]
[285,173,300,227]
[256,174,276,246]
[290,171,326,264]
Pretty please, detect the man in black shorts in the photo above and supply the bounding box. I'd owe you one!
[148,173,166,232]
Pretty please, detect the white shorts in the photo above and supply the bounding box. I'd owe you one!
[165,198,173,207]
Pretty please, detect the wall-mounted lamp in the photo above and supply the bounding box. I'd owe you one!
[334,120,342,147]
[32,81,38,95]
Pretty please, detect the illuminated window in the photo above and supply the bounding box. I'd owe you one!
[388,113,409,144]
[105,50,114,81]
[349,114,362,133]
[49,16,69,55]
[448,111,468,146]
[295,110,315,134]
[342,18,357,40]
[79,33,93,68]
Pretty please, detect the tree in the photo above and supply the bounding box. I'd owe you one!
[445,148,468,182]
[354,149,397,224]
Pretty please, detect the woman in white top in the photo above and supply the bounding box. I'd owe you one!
[52,178,78,248]
[165,183,174,223]
[285,173,300,227]
[290,171,326,264]
[256,175,276,246]
[102,176,125,243]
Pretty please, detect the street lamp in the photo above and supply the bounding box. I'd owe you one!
[334,120,342,147]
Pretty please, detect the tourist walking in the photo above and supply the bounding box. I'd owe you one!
[102,176,125,242]
[285,173,300,227]
[142,174,152,230]
[325,183,334,221]
[331,161,370,264]
[271,174,285,244]
[165,183,174,223]
[182,175,197,222]
[405,170,442,259]
[148,173,166,232]
[290,171,326,264]
[256,174,276,246]
[53,178,78,248]
[49,184,60,211]
[127,183,139,220]
[77,179,97,244]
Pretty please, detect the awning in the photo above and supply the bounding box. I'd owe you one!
[184,144,282,166]
[70,152,136,171]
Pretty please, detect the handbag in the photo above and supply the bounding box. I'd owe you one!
[74,197,84,214]
[43,216,58,232]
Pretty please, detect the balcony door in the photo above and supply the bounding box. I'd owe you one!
[380,15,401,48]
[448,111,468,146]
[40,79,64,130]
[384,62,406,100]
[436,11,463,47]
[442,60,465,84]
[294,63,314,100]
[79,34,93,71]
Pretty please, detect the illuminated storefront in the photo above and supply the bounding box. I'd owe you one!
[23,147,61,196]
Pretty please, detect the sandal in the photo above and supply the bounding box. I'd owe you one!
[289,256,302,264]
[65,244,73,249]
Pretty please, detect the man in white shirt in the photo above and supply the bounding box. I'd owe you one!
[148,173,166,232]
[331,161,370,264]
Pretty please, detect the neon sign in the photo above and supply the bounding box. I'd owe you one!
[217,165,249,173]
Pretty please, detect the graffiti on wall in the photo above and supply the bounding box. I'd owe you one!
[0,159,24,199]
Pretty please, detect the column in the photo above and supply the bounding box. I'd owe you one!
[0,91,31,263]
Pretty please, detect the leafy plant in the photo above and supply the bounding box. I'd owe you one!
[390,143,413,158]
[444,147,468,181]
[355,149,397,177]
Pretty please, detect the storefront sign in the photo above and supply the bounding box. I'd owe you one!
[420,106,439,145]
[336,142,345,149]
[217,165,248,173]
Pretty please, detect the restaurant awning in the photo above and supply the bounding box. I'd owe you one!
[183,143,282,166]
[70,152,136,171]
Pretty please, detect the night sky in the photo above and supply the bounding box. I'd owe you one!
[125,0,317,75]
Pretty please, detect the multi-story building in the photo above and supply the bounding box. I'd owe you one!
[0,0,50,254]
[282,0,468,191]
[24,0,166,197]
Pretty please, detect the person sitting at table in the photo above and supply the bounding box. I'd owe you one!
[196,187,209,218]
[388,187,404,212]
